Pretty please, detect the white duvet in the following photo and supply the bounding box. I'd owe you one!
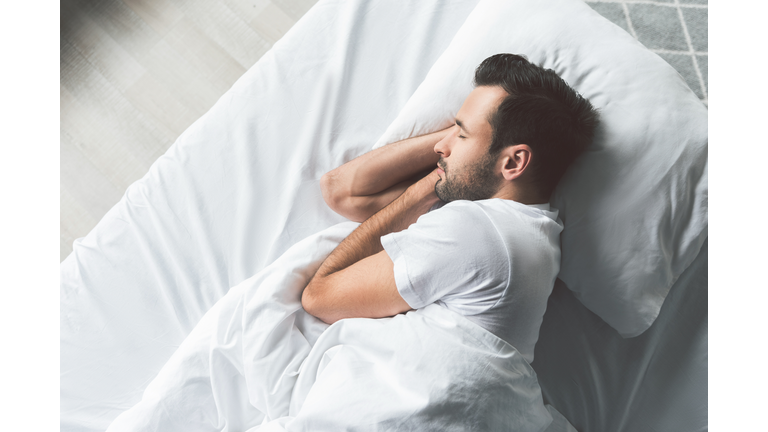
[105,223,553,431]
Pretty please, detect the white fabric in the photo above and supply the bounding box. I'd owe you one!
[372,0,708,338]
[533,240,708,432]
[60,0,707,430]
[60,1,479,430]
[543,405,579,432]
[381,199,562,363]
[105,223,554,432]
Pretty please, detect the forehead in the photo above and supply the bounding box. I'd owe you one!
[456,85,508,130]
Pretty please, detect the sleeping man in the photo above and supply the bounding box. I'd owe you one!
[302,53,598,363]
[104,54,600,431]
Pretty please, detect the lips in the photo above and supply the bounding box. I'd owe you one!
[437,159,447,175]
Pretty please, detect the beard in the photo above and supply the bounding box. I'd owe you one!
[434,152,501,202]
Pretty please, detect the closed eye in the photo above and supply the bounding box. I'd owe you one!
[455,119,470,139]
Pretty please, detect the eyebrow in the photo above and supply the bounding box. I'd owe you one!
[455,118,471,136]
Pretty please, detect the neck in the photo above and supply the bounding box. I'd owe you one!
[491,182,549,205]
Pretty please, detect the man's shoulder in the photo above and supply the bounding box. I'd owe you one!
[420,198,562,233]
[427,199,563,243]
[435,199,548,221]
[424,200,492,224]
[412,201,507,246]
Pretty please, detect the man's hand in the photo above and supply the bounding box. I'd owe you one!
[321,128,451,222]
[302,170,442,324]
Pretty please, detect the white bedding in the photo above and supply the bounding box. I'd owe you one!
[61,2,479,429]
[61,0,707,430]
[105,223,553,431]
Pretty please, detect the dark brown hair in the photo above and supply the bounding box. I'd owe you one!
[474,53,599,196]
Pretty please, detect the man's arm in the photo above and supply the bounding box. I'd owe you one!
[321,127,450,222]
[302,170,441,324]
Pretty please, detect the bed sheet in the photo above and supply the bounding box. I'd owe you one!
[533,240,708,432]
[60,1,479,430]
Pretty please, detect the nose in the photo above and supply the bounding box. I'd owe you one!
[434,127,455,156]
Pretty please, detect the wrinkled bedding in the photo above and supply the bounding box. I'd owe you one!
[61,2,480,429]
[105,223,554,432]
[60,0,707,430]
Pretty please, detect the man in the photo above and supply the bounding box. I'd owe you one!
[302,54,598,362]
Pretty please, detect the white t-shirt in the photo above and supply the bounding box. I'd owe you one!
[380,199,563,363]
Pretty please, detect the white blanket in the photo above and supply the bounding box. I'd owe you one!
[60,2,480,427]
[105,223,553,432]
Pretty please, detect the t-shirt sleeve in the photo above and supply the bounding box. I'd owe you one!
[380,201,510,314]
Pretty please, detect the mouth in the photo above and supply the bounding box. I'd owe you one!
[437,159,446,175]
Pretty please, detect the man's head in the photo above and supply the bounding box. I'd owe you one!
[434,53,599,203]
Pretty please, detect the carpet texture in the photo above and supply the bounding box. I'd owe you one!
[586,0,708,104]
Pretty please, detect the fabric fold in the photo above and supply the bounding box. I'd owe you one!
[106,223,554,432]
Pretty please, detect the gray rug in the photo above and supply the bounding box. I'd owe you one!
[586,0,707,105]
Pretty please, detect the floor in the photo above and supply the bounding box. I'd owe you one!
[60,0,317,261]
[585,0,707,102]
[60,0,708,261]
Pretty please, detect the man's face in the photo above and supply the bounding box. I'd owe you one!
[434,86,507,202]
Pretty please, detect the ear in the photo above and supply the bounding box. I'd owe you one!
[499,144,532,181]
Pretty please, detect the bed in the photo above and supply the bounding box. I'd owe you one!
[60,0,708,430]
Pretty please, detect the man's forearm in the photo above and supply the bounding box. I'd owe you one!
[335,130,448,197]
[321,127,450,221]
[302,171,441,323]
[315,171,440,278]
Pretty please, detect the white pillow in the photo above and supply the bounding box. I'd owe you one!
[373,0,708,337]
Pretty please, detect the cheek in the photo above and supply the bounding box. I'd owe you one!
[456,144,484,169]
[452,145,472,164]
